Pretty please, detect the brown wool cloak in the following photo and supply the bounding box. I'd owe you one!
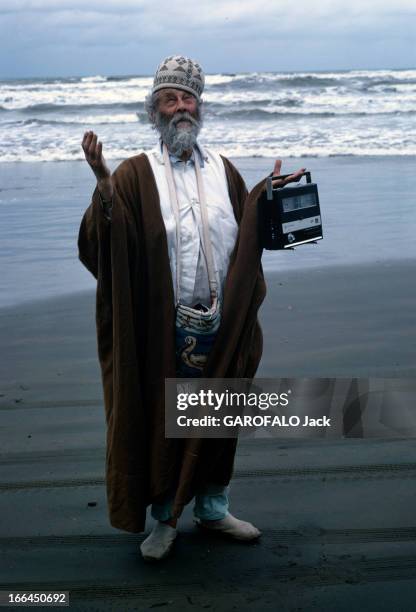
[78,152,267,533]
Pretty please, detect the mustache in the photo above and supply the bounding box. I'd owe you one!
[155,109,201,131]
[170,112,199,128]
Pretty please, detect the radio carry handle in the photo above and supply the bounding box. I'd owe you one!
[266,171,312,200]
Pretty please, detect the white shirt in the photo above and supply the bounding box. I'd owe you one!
[146,142,239,307]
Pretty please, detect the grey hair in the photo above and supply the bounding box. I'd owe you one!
[143,89,202,125]
[144,90,160,124]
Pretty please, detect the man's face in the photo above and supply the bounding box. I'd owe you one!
[156,88,199,123]
[153,88,203,157]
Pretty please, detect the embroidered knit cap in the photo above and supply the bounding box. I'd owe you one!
[152,55,205,101]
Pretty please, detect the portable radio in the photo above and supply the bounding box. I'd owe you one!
[258,171,323,250]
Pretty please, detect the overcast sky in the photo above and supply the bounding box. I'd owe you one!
[0,0,415,79]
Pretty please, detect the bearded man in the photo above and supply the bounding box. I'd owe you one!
[78,55,304,561]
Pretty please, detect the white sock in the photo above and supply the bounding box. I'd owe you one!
[140,522,177,561]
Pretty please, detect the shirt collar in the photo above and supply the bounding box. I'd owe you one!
[153,138,207,168]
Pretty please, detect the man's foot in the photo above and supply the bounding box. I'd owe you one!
[194,513,261,541]
[140,522,177,561]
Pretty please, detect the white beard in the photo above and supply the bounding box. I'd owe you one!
[155,111,202,157]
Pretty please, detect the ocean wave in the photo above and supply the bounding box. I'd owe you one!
[209,109,336,120]
[1,69,415,161]
[207,97,303,110]
[2,102,414,118]
[107,75,137,82]
[356,79,416,92]
[1,70,415,116]
[12,114,139,127]
[210,108,416,120]
[1,144,415,163]
[11,96,300,116]
[2,101,145,113]
[2,107,415,127]
[209,73,345,90]
[206,70,416,93]
[80,75,108,83]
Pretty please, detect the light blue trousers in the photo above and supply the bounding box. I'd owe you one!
[151,484,230,522]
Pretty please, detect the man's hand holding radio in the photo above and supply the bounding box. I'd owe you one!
[272,159,306,187]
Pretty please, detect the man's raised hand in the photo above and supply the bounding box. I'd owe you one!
[82,131,113,200]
